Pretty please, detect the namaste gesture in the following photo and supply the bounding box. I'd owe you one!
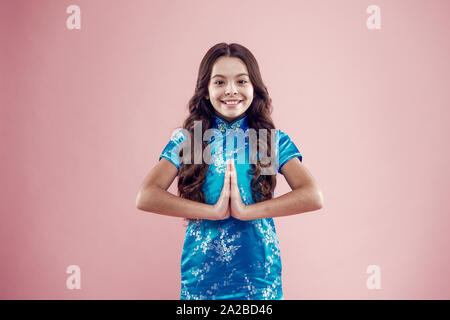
[212,159,248,220]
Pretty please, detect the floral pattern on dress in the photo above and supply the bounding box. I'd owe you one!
[159,112,303,300]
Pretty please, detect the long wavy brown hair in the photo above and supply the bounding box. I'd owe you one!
[178,43,277,226]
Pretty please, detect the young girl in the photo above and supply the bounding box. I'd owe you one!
[136,43,323,300]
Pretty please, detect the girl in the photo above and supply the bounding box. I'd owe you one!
[136,43,323,300]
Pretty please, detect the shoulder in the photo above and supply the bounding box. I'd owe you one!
[170,127,189,144]
[276,128,295,146]
[159,128,191,170]
[275,128,303,174]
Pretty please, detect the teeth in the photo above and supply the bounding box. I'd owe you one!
[223,100,240,105]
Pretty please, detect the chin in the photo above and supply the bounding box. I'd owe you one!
[223,109,243,117]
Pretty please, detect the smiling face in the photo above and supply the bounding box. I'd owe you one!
[206,56,254,123]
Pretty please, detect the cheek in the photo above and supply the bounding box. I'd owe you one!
[244,86,254,97]
[210,89,222,99]
[244,89,254,101]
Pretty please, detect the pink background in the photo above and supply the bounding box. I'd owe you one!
[1,0,449,299]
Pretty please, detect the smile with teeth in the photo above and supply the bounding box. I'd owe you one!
[221,100,242,105]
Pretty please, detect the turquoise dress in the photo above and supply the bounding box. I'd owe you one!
[159,113,302,300]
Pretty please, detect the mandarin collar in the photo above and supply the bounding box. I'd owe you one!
[213,113,248,133]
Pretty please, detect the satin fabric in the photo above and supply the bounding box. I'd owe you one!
[159,113,302,300]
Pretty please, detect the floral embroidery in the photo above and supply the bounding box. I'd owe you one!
[215,113,245,133]
[217,121,227,133]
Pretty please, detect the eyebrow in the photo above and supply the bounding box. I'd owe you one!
[211,73,249,79]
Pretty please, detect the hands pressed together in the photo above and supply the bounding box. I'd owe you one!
[212,160,248,221]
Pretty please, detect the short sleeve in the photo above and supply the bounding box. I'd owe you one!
[277,129,303,174]
[158,128,188,172]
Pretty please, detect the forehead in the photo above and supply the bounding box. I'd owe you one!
[211,57,248,76]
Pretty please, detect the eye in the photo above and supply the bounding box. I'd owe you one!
[214,80,248,85]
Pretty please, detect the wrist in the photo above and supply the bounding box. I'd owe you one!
[243,202,261,221]
[207,203,228,221]
[241,204,252,221]
[205,203,219,220]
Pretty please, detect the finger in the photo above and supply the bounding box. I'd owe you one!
[224,163,229,181]
[225,163,230,180]
[224,163,231,196]
[230,162,236,184]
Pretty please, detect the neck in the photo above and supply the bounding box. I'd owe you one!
[214,111,246,124]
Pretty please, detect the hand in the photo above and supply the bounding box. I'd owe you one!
[229,160,248,220]
[211,162,231,220]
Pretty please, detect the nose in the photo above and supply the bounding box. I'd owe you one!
[225,81,238,95]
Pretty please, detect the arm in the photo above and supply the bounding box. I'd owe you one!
[136,158,220,220]
[242,157,324,220]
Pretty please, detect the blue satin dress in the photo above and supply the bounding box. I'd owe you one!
[159,113,302,300]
